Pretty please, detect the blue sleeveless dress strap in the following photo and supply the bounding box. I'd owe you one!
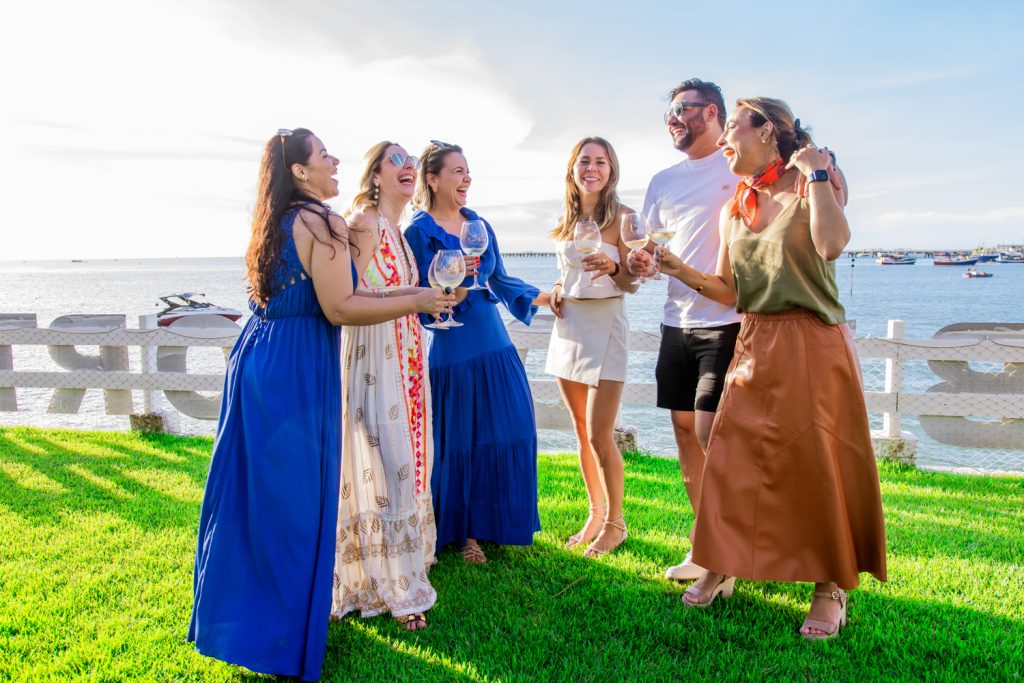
[189,204,352,681]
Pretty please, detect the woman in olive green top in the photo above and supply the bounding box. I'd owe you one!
[657,97,887,640]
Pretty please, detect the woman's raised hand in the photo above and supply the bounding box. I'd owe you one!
[627,248,653,277]
[549,284,564,318]
[415,288,456,316]
[581,253,615,276]
[655,246,682,275]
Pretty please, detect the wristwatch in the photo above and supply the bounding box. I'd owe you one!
[807,169,830,183]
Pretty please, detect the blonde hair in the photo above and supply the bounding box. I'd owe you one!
[413,141,464,212]
[350,140,394,211]
[735,97,814,163]
[549,137,621,241]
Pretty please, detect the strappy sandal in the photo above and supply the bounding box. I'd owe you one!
[395,612,428,631]
[681,572,736,608]
[800,588,847,640]
[583,516,628,558]
[460,540,488,564]
[566,503,607,549]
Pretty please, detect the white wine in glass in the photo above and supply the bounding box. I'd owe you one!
[460,219,489,290]
[574,219,605,287]
[425,254,449,329]
[650,227,676,279]
[434,249,466,327]
[620,213,648,284]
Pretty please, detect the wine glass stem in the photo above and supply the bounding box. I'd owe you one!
[472,273,480,289]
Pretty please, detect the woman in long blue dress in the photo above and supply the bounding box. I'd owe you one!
[404,141,554,564]
[188,128,451,681]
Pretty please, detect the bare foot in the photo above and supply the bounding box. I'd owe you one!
[583,517,627,558]
[396,612,428,631]
[566,506,606,549]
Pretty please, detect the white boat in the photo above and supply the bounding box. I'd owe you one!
[876,253,916,265]
[156,293,242,327]
[996,251,1024,264]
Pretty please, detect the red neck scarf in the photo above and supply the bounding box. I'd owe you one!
[731,157,786,227]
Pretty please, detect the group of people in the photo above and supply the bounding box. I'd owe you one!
[186,77,888,681]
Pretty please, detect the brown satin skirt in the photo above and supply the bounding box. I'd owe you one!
[691,309,887,589]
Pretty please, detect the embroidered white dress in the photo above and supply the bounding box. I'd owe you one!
[332,217,437,619]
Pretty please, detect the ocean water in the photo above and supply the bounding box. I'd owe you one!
[2,255,1022,471]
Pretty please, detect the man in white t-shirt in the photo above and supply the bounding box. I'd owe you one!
[629,78,741,582]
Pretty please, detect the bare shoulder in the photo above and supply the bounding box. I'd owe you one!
[295,205,348,244]
[616,204,636,221]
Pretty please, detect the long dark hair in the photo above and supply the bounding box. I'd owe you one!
[246,128,341,306]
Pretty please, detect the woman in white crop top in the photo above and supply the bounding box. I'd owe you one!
[545,137,638,558]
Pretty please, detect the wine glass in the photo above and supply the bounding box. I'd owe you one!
[573,219,605,288]
[620,213,648,285]
[433,249,466,327]
[460,219,489,290]
[425,254,449,330]
[647,206,676,280]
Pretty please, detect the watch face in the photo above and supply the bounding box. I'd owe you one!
[810,169,829,182]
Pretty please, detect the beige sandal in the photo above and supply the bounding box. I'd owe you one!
[681,572,736,608]
[566,503,607,549]
[800,589,847,640]
[460,541,488,564]
[583,516,628,558]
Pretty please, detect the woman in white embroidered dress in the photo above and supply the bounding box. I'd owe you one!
[546,137,638,557]
[332,141,437,630]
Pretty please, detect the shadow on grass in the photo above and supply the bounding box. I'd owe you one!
[0,428,212,532]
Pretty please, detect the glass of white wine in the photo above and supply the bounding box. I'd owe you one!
[425,254,450,329]
[460,219,489,290]
[574,219,605,288]
[648,207,677,281]
[620,213,648,284]
[434,249,466,327]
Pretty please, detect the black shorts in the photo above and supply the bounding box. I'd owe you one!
[655,322,741,413]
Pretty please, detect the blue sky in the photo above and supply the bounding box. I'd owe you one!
[3,0,1022,259]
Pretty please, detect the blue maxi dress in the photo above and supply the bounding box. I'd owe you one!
[188,206,352,681]
[404,208,541,549]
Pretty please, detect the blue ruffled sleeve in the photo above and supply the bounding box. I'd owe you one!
[404,213,444,327]
[479,217,540,326]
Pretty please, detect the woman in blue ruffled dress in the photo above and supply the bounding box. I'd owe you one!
[404,140,554,564]
[187,128,451,681]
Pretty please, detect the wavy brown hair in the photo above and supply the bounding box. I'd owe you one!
[245,128,341,306]
[735,97,814,164]
[550,137,621,241]
[413,141,463,212]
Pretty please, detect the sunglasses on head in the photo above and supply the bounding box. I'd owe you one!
[663,101,710,124]
[277,129,294,168]
[388,151,420,170]
[430,139,457,150]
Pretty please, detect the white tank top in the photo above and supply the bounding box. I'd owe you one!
[554,239,622,299]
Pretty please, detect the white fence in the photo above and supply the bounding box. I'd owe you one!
[2,313,1023,471]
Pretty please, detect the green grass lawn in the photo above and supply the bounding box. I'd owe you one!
[1,427,1022,682]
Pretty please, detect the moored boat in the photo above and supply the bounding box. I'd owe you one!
[155,293,243,327]
[933,253,979,266]
[996,251,1024,264]
[876,253,916,265]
